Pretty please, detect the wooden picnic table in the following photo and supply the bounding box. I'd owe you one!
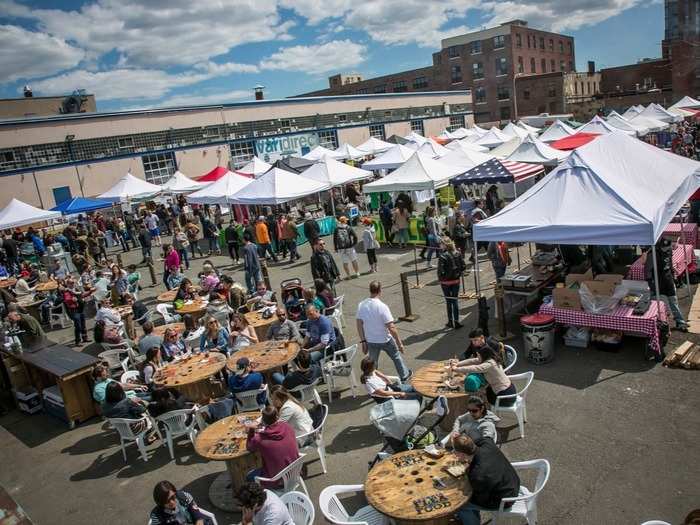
[226,340,300,381]
[175,298,208,322]
[0,277,17,289]
[152,352,227,403]
[35,280,59,292]
[244,310,278,342]
[412,361,470,431]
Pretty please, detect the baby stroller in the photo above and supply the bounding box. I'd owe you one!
[368,396,448,468]
[280,278,305,321]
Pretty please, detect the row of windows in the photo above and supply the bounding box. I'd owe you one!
[448,33,571,58]
[360,76,430,94]
[517,56,572,74]
[448,34,504,58]
[411,119,424,135]
[517,33,572,54]
[473,86,511,103]
[521,85,557,100]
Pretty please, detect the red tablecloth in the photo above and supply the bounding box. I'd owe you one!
[662,222,698,248]
[626,244,695,281]
[539,301,668,354]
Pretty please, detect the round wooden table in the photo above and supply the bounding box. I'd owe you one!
[35,280,59,292]
[244,310,278,342]
[113,305,136,340]
[175,298,209,322]
[152,352,227,404]
[226,340,300,380]
[412,362,469,431]
[194,411,262,512]
[0,278,17,289]
[151,322,185,338]
[365,449,472,525]
[156,289,178,303]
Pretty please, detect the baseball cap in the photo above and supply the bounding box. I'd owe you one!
[236,357,250,373]
[339,216,348,223]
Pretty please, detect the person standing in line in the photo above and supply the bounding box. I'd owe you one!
[438,237,466,329]
[393,205,410,249]
[361,217,380,273]
[303,212,320,246]
[487,241,510,279]
[333,216,360,279]
[310,239,340,294]
[356,280,411,382]
[225,220,241,264]
[144,210,161,247]
[242,232,261,294]
[137,223,153,263]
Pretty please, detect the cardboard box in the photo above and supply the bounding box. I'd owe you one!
[581,280,616,297]
[565,269,593,286]
[553,287,582,310]
[594,274,624,286]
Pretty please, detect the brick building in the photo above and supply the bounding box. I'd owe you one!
[299,20,575,124]
[662,0,700,98]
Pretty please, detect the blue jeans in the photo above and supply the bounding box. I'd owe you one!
[396,228,409,245]
[245,270,261,294]
[426,234,439,263]
[457,503,483,525]
[178,248,189,269]
[653,292,687,326]
[441,283,460,324]
[367,338,410,381]
[271,372,285,385]
[258,243,277,261]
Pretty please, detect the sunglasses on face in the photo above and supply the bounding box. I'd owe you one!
[467,407,481,414]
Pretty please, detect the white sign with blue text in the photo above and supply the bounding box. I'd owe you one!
[255,132,319,162]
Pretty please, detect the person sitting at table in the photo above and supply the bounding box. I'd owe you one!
[265,305,302,344]
[13,274,35,298]
[167,265,185,291]
[234,481,294,525]
[199,316,229,354]
[147,388,194,420]
[92,364,147,405]
[244,406,299,487]
[102,381,150,420]
[249,281,276,309]
[142,346,164,387]
[228,357,266,405]
[79,265,96,293]
[218,275,247,312]
[302,289,325,316]
[161,327,187,361]
[302,304,337,361]
[462,328,500,361]
[229,313,258,354]
[451,342,516,407]
[110,263,129,305]
[268,385,314,438]
[450,396,500,443]
[5,307,46,348]
[313,278,335,311]
[205,291,233,325]
[92,271,111,302]
[453,434,520,525]
[95,297,123,327]
[271,349,322,393]
[139,321,163,354]
[360,356,421,403]
[149,480,211,525]
[173,278,196,309]
[198,263,220,294]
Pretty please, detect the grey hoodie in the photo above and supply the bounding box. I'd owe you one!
[452,409,500,442]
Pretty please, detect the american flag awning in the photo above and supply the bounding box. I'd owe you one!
[450,158,544,185]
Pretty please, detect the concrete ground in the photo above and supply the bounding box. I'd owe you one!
[1,236,698,525]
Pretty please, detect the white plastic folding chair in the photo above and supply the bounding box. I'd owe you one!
[319,484,389,525]
[156,303,181,324]
[194,405,211,431]
[328,309,345,338]
[330,294,345,328]
[280,491,315,525]
[156,407,199,459]
[640,521,672,525]
[184,326,204,352]
[288,378,321,406]
[49,303,71,329]
[503,345,518,373]
[234,385,267,412]
[149,508,218,525]
[255,453,308,497]
[108,415,161,463]
[296,404,329,474]
[321,344,359,403]
[133,308,153,326]
[488,459,550,525]
[491,371,534,439]
[98,348,130,378]
[120,370,141,384]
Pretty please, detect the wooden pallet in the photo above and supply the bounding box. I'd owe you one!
[663,340,700,369]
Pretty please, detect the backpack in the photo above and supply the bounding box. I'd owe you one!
[439,252,465,281]
[335,227,353,249]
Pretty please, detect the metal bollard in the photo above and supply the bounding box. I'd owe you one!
[398,272,419,322]
[116,253,123,268]
[147,257,157,286]
[494,284,507,337]
[260,261,272,290]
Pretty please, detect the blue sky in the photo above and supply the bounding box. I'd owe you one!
[0,0,663,112]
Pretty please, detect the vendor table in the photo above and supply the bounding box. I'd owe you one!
[194,411,262,512]
[152,352,226,404]
[539,300,668,355]
[0,277,17,289]
[151,322,185,338]
[113,305,136,340]
[412,362,469,431]
[295,216,337,246]
[35,280,59,292]
[1,342,99,427]
[174,298,208,322]
[626,244,695,281]
[501,266,565,314]
[226,340,299,380]
[662,222,698,248]
[244,311,279,342]
[365,449,472,525]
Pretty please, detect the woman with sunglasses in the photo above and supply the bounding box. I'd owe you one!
[199,316,230,354]
[450,396,500,443]
[161,328,187,361]
[149,480,211,525]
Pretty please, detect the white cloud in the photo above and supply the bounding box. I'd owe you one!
[124,89,252,110]
[0,24,85,83]
[194,61,260,75]
[278,0,353,24]
[260,40,366,75]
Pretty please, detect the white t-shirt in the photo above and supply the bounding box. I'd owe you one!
[356,297,393,344]
[364,372,388,396]
[144,214,159,230]
[253,490,294,525]
[279,400,314,437]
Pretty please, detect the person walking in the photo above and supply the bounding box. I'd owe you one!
[361,217,380,273]
[225,220,241,263]
[255,216,277,262]
[645,239,689,331]
[356,280,411,382]
[425,206,441,269]
[201,214,221,256]
[487,241,510,279]
[144,210,161,247]
[185,219,204,259]
[438,237,466,329]
[333,216,360,279]
[242,232,262,294]
[162,243,180,291]
[280,214,301,262]
[310,238,340,293]
[172,226,190,270]
[137,223,152,263]
[303,212,320,246]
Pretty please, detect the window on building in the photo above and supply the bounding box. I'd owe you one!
[357,88,369,94]
[539,37,545,49]
[474,87,487,103]
[574,83,578,95]
[448,46,460,58]
[52,186,72,206]
[530,57,536,73]
[369,124,386,140]
[0,151,15,166]
[279,119,291,128]
[549,39,554,51]
[500,106,511,120]
[118,137,134,149]
[517,56,524,73]
[550,59,556,72]
[568,42,572,54]
[451,65,463,83]
[337,114,347,123]
[230,140,255,169]
[515,33,522,47]
[393,80,407,92]
[142,151,176,185]
[413,76,428,89]
[411,120,424,135]
[560,60,565,71]
[497,85,510,100]
[559,40,564,53]
[318,130,338,149]
[527,34,531,48]
[548,85,556,97]
[448,115,465,132]
[569,61,574,71]
[495,57,508,76]
[541,58,547,72]
[470,40,482,54]
[523,89,531,100]
[472,62,484,79]
[373,85,386,93]
[493,35,505,49]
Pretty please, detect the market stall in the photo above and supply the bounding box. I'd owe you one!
[416,138,450,158]
[229,167,329,205]
[332,142,366,161]
[538,119,575,143]
[0,198,62,229]
[444,139,490,153]
[362,144,416,171]
[578,115,635,136]
[626,244,695,280]
[187,171,253,205]
[235,157,272,178]
[357,136,394,155]
[662,222,698,247]
[504,135,570,166]
[474,126,511,149]
[97,172,161,202]
[301,145,339,161]
[450,157,544,198]
[160,170,207,193]
[549,132,600,151]
[300,156,372,216]
[50,197,112,215]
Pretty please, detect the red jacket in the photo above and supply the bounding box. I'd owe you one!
[247,420,299,487]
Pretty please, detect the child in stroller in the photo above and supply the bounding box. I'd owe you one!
[280,278,305,322]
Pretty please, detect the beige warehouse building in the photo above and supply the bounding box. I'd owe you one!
[0,91,472,209]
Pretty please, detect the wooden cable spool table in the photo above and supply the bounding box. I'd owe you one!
[194,411,262,512]
[35,280,59,292]
[365,449,472,525]
[151,322,185,338]
[156,289,179,303]
[0,278,17,289]
[175,298,209,322]
[112,305,136,340]
[226,340,300,381]
[412,362,469,431]
[244,310,278,342]
[152,352,227,404]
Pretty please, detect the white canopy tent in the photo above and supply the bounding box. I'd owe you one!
[474,127,512,148]
[301,156,372,187]
[362,144,416,171]
[670,95,700,109]
[621,106,643,119]
[161,171,207,193]
[417,138,451,158]
[578,115,634,136]
[628,114,669,133]
[0,198,61,229]
[357,137,394,155]
[517,121,541,133]
[98,172,162,202]
[537,120,575,143]
[236,157,272,178]
[607,110,627,120]
[445,139,490,153]
[450,127,476,139]
[404,132,428,146]
[490,137,523,159]
[637,104,681,124]
[471,125,489,135]
[363,152,463,193]
[439,148,494,170]
[230,167,329,205]
[504,135,570,166]
[606,114,649,136]
[302,145,339,161]
[187,171,253,204]
[332,143,367,160]
[502,122,532,139]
